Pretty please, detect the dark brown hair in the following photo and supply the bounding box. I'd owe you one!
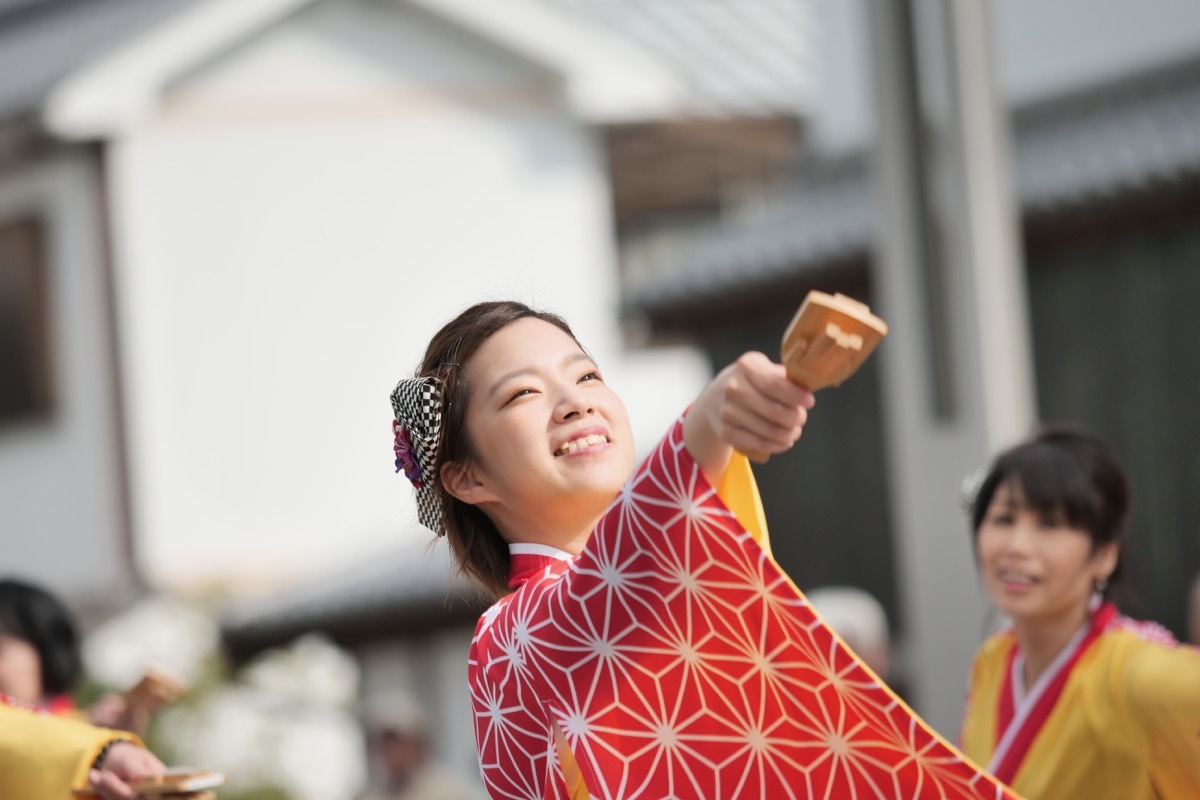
[970,426,1131,597]
[417,301,581,599]
[0,578,82,697]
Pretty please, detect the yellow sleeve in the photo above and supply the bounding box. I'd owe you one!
[1125,642,1200,794]
[957,635,1010,765]
[714,453,772,556]
[0,703,140,799]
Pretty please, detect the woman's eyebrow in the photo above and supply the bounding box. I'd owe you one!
[485,352,594,400]
[563,351,595,370]
[486,367,536,400]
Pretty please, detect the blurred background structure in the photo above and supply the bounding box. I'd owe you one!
[619,0,1200,731]
[2,0,1199,795]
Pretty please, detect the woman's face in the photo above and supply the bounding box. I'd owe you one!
[976,481,1117,631]
[445,317,636,550]
[0,629,43,703]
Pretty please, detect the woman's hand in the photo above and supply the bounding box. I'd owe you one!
[89,741,165,800]
[88,693,150,735]
[684,351,815,480]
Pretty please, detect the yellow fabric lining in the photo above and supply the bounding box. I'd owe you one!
[715,452,772,556]
[552,718,591,800]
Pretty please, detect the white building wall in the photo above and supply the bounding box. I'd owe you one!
[806,0,875,156]
[106,0,707,588]
[0,152,135,604]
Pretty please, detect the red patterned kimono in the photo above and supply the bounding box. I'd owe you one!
[470,418,1019,800]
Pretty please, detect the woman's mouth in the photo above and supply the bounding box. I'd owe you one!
[555,433,608,456]
[996,569,1038,590]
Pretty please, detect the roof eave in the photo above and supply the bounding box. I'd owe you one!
[42,0,685,142]
[43,0,319,141]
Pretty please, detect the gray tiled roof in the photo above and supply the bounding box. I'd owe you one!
[220,538,487,661]
[1014,64,1200,215]
[541,0,811,116]
[623,59,1200,316]
[621,160,871,312]
[0,0,812,127]
[0,0,207,124]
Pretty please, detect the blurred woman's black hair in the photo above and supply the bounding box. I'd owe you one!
[0,578,83,696]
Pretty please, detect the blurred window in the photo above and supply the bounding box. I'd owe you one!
[0,216,54,426]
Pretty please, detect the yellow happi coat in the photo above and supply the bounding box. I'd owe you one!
[0,701,138,800]
[960,609,1200,800]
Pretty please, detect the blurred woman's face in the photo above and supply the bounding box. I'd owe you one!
[975,481,1116,631]
[0,630,43,703]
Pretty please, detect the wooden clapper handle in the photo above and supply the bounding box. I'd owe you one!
[744,291,889,464]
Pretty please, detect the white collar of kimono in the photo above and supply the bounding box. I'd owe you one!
[508,542,573,561]
[988,614,1092,774]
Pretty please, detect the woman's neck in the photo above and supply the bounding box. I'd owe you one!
[517,528,591,557]
[1014,604,1094,688]
[497,510,601,557]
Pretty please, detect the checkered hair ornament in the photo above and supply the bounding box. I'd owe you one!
[390,377,445,534]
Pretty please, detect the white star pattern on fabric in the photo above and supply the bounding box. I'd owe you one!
[469,418,1019,800]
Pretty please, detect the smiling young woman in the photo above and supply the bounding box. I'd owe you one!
[390,300,1023,800]
[960,428,1200,799]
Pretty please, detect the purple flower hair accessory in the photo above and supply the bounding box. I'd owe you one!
[393,420,424,488]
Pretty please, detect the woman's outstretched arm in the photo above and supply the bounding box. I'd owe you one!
[683,351,815,482]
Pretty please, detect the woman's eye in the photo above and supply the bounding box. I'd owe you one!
[504,388,536,405]
[580,370,601,383]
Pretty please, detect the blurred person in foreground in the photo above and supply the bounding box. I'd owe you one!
[0,692,166,799]
[359,693,477,800]
[0,577,148,732]
[959,427,1200,798]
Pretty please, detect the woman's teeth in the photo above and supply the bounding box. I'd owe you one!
[556,434,607,455]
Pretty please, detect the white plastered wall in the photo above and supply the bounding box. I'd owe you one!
[0,152,135,604]
[104,0,708,589]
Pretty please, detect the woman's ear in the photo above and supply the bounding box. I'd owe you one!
[441,459,494,505]
[1093,541,1119,582]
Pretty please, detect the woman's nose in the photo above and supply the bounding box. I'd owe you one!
[1001,522,1035,552]
[555,387,595,421]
